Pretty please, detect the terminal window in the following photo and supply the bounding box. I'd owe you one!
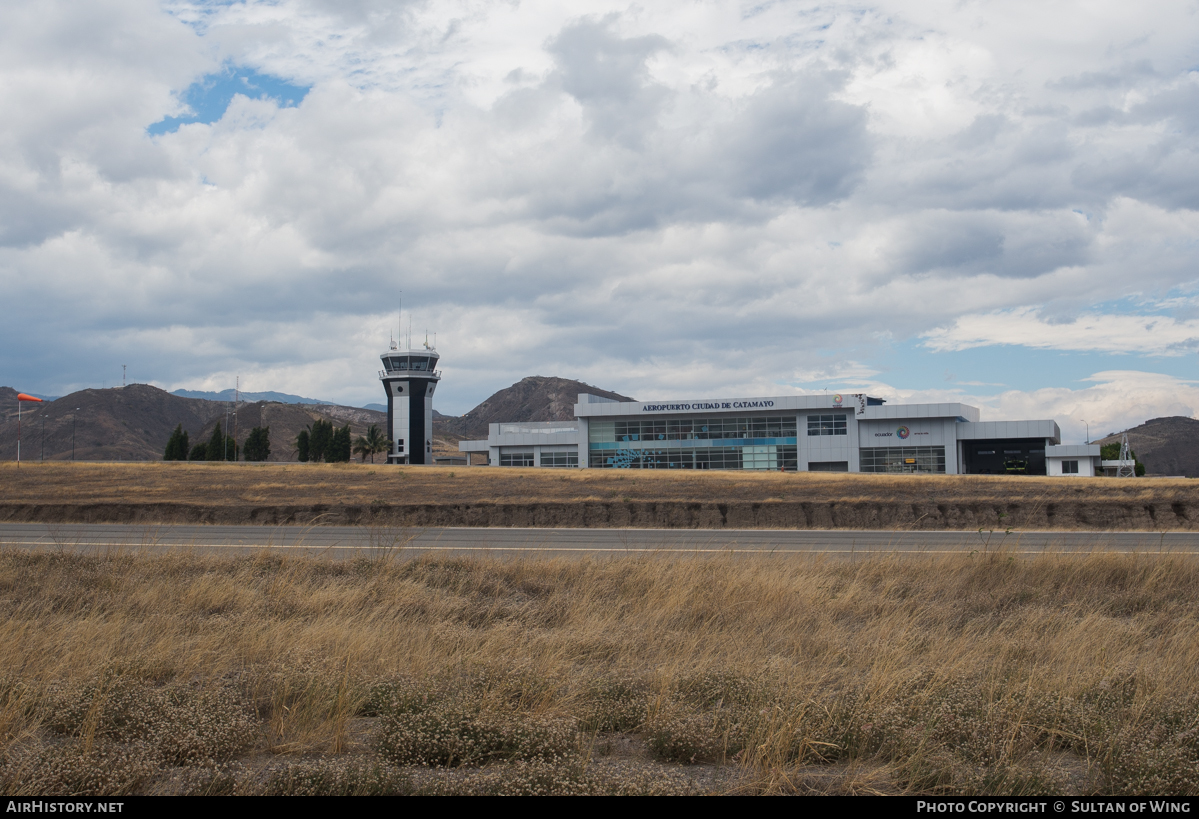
[589,415,797,444]
[859,446,946,474]
[499,450,535,467]
[542,451,578,468]
[807,415,848,436]
[589,445,798,471]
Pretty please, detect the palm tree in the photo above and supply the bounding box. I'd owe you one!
[356,424,392,463]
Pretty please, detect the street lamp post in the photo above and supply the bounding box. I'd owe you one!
[1081,419,1090,445]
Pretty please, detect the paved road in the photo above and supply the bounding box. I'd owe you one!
[0,523,1195,559]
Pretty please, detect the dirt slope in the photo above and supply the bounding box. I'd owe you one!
[2,462,1197,531]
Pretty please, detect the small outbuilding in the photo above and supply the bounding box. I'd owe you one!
[1044,444,1101,477]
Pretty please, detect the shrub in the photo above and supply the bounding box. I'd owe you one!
[376,702,577,767]
[259,759,414,796]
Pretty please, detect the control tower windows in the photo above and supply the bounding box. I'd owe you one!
[382,356,437,372]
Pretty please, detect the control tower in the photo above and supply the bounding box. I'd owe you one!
[379,337,440,464]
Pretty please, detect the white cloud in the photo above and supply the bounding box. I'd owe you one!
[2,0,1199,419]
[820,371,1198,446]
[922,307,1199,355]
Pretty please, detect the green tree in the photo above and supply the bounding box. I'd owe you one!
[188,442,208,461]
[206,422,238,461]
[309,419,334,463]
[163,424,190,461]
[329,425,352,463]
[206,423,225,462]
[296,429,310,462]
[1100,443,1146,476]
[243,426,271,462]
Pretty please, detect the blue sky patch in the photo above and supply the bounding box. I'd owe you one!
[148,66,310,135]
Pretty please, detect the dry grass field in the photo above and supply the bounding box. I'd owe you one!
[2,462,1198,530]
[2,543,1198,795]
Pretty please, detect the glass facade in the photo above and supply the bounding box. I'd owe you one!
[590,415,797,443]
[542,451,578,467]
[859,446,946,474]
[499,450,535,467]
[588,415,798,470]
[807,414,848,436]
[498,425,578,435]
[588,445,798,470]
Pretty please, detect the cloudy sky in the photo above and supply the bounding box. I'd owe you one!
[2,0,1198,440]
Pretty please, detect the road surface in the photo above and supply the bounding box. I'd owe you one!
[0,523,1194,559]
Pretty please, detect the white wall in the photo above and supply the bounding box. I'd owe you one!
[1046,456,1097,477]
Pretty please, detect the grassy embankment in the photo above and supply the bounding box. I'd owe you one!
[2,545,1198,795]
[1,462,1197,529]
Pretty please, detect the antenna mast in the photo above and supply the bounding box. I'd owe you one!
[1117,433,1136,478]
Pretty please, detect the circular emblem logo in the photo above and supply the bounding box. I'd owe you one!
[833,394,843,405]
[897,426,910,439]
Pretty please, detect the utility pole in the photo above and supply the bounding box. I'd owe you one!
[122,365,126,388]
[41,414,45,461]
[71,408,79,461]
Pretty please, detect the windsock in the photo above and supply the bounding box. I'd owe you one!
[17,394,42,402]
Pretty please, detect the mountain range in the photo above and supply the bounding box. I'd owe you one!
[0,376,631,462]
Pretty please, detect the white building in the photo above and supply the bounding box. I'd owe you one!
[459,391,1092,475]
[1045,444,1102,477]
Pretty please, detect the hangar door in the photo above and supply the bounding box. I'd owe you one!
[961,439,1048,475]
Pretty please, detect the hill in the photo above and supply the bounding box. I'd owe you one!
[172,388,335,405]
[439,376,635,440]
[1094,416,1199,477]
[2,377,630,462]
[0,384,388,463]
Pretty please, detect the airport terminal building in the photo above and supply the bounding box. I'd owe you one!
[459,392,1101,475]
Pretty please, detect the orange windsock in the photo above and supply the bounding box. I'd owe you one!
[16,394,43,402]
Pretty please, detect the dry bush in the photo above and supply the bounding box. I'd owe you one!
[2,738,158,797]
[256,759,414,796]
[2,545,1199,795]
